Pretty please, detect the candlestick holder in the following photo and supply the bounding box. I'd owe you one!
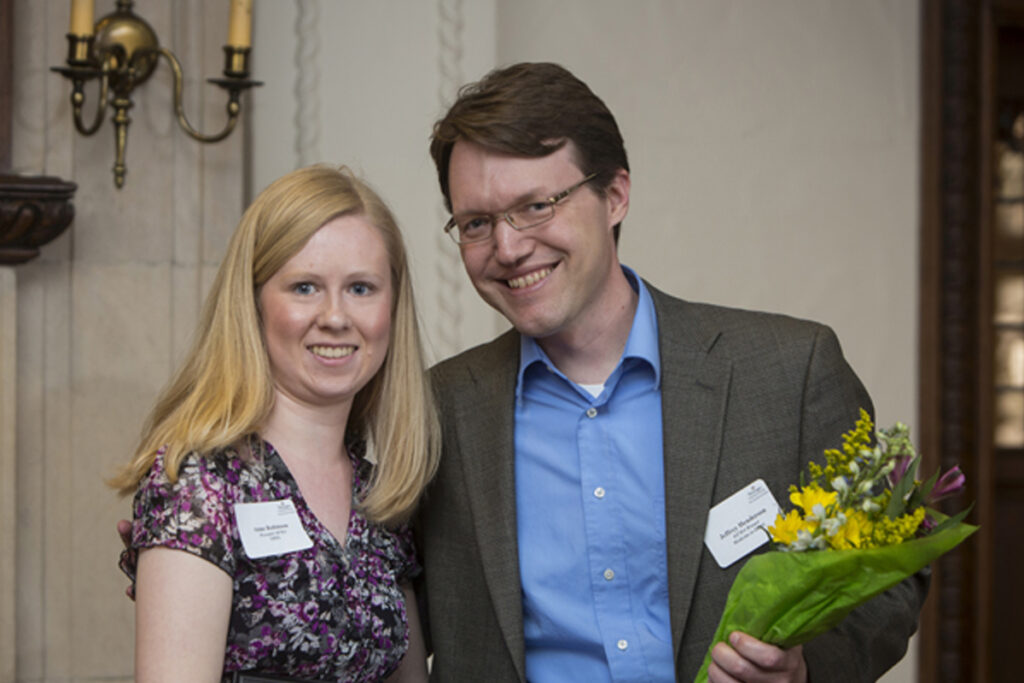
[51,0,261,188]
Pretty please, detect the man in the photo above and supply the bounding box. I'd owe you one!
[416,62,926,682]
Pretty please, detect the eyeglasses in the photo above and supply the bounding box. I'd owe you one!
[443,173,597,245]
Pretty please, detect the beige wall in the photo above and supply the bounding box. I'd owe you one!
[4,0,920,680]
[249,0,504,364]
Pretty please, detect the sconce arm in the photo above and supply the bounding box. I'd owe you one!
[50,57,113,137]
[74,59,112,136]
[157,47,242,144]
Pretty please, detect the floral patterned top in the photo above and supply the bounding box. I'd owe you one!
[119,435,419,682]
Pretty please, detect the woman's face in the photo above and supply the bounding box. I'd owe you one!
[259,214,393,413]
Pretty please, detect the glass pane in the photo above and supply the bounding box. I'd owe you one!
[995,272,1024,324]
[995,329,1024,387]
[995,389,1024,448]
[996,201,1024,240]
[996,142,1024,260]
[997,141,1024,199]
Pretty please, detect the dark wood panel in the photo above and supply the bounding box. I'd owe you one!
[994,448,1024,481]
[991,489,1024,682]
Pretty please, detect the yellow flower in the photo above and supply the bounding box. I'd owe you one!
[789,484,837,516]
[827,509,873,550]
[869,507,925,547]
[768,509,811,545]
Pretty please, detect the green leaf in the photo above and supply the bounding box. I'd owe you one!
[907,467,940,511]
[885,454,920,519]
[927,503,974,536]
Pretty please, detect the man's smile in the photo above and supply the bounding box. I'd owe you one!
[506,266,554,290]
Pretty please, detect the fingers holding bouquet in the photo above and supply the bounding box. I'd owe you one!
[708,632,807,683]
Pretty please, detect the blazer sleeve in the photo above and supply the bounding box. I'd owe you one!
[798,326,930,682]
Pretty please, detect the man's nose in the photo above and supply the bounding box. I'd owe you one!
[491,216,532,264]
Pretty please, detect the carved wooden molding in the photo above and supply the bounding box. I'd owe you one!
[920,0,984,681]
[0,174,76,264]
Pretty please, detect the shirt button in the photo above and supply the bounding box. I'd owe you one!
[617,639,628,651]
[586,407,598,418]
[603,568,615,581]
[594,486,606,499]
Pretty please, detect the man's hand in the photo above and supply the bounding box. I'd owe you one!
[117,519,134,599]
[118,518,132,547]
[708,631,807,683]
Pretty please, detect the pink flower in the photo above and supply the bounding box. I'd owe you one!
[928,465,966,504]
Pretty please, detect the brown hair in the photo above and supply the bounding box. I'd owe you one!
[430,62,629,240]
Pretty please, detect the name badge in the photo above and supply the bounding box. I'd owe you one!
[234,498,314,559]
[703,479,781,568]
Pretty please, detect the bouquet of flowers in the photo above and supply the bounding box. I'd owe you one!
[694,409,976,682]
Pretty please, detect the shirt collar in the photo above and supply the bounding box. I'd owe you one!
[515,265,661,399]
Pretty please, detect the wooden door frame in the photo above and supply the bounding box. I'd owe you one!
[917,1,1024,680]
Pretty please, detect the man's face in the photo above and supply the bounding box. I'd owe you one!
[448,140,629,342]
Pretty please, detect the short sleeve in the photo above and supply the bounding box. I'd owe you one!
[388,522,422,584]
[119,449,241,589]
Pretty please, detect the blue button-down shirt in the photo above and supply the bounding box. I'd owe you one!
[514,267,673,682]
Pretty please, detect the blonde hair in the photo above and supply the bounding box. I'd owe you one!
[111,165,440,524]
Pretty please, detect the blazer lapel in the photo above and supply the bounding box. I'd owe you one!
[649,286,732,663]
[452,331,527,680]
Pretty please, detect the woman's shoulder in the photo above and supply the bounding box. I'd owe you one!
[122,438,269,582]
[139,435,271,500]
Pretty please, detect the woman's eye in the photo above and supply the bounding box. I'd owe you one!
[292,282,315,295]
[350,282,373,296]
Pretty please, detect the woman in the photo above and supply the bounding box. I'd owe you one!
[112,165,440,682]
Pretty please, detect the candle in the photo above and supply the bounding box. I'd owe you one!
[227,0,253,48]
[69,0,95,36]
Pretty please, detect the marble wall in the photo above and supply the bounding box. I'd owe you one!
[7,1,246,680]
[1,266,16,682]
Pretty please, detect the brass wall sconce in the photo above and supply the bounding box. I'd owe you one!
[51,0,261,188]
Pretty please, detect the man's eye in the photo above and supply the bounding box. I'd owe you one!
[459,216,491,235]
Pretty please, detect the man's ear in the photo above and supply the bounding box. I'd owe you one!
[604,168,630,230]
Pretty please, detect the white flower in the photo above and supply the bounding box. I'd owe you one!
[791,529,827,551]
[820,511,847,537]
[808,503,828,522]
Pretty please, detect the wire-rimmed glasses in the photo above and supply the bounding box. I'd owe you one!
[443,173,597,245]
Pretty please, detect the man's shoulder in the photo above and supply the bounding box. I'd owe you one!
[647,280,831,335]
[429,328,519,386]
[644,280,838,351]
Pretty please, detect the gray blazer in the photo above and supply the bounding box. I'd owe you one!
[417,283,927,682]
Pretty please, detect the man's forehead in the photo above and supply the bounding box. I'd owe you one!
[448,141,583,205]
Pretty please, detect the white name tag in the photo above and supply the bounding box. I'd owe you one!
[234,498,314,559]
[703,479,781,568]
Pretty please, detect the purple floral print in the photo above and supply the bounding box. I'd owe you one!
[120,435,419,682]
